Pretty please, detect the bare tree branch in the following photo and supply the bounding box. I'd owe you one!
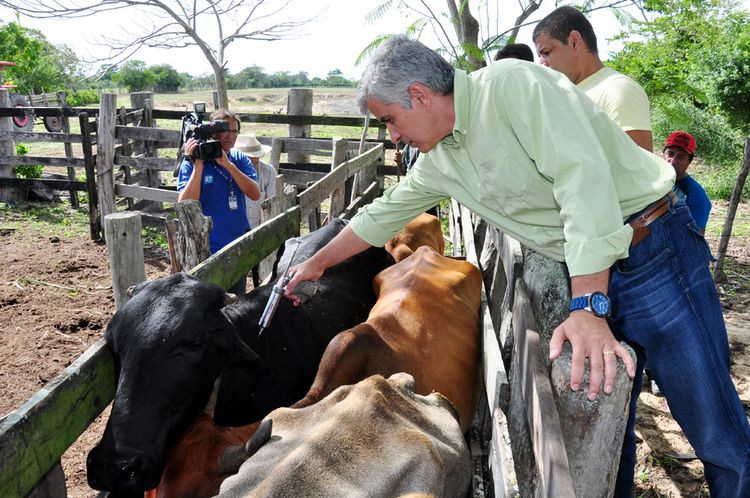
[0,0,315,107]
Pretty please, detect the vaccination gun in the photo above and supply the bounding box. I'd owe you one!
[257,242,300,337]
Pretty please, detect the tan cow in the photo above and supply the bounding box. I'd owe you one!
[217,373,472,497]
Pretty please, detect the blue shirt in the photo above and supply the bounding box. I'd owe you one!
[675,175,712,230]
[177,149,258,253]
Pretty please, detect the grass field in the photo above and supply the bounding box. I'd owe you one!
[19,87,381,167]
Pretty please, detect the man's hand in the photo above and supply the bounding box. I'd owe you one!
[284,259,325,306]
[550,311,635,400]
[183,137,199,158]
[216,150,234,171]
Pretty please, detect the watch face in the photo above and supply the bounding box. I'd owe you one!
[591,292,611,317]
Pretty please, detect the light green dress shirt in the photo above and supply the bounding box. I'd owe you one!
[350,60,674,276]
[578,66,651,132]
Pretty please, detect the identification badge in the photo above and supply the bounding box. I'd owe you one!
[228,190,238,210]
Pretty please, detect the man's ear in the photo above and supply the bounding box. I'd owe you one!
[569,30,584,51]
[409,82,432,107]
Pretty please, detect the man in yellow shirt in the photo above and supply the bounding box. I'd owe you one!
[285,35,750,497]
[533,6,653,151]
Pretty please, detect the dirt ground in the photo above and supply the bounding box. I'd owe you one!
[1,199,749,497]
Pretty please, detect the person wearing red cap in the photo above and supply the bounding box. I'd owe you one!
[663,131,711,232]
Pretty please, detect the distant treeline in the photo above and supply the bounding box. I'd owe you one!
[91,61,356,93]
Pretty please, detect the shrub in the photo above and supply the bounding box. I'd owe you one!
[651,96,744,167]
[67,89,100,106]
[13,143,43,179]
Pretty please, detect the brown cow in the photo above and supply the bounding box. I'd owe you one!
[293,243,482,431]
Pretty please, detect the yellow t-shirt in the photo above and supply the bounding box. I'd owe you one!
[578,66,651,132]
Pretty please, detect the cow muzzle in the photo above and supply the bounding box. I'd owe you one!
[87,444,162,494]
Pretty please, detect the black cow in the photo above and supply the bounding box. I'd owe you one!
[86,219,394,495]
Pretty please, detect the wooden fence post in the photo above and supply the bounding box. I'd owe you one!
[55,91,79,209]
[97,94,117,228]
[0,89,20,202]
[79,112,101,240]
[130,91,162,212]
[104,212,147,309]
[329,138,347,218]
[171,199,212,273]
[287,89,312,164]
[523,250,634,496]
[714,135,750,282]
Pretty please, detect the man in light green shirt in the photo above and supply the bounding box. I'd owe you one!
[285,35,750,497]
[533,6,653,151]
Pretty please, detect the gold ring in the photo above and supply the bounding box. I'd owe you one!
[603,351,615,356]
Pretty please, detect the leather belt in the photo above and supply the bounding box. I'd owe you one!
[629,190,678,247]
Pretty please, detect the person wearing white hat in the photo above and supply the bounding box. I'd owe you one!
[235,134,277,287]
[235,134,276,230]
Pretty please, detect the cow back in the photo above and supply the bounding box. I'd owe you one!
[368,246,482,429]
[217,373,471,498]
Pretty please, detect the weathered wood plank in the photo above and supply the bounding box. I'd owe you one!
[0,177,87,191]
[340,180,379,221]
[460,205,510,414]
[0,155,85,168]
[0,106,100,118]
[114,184,179,203]
[513,283,575,497]
[278,169,326,188]
[489,407,520,498]
[115,155,176,171]
[191,207,302,290]
[0,130,82,143]
[0,339,115,498]
[115,125,180,144]
[298,145,382,217]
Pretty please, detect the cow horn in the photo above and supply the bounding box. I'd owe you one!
[216,419,273,474]
[204,377,222,417]
[224,292,238,305]
[126,285,137,297]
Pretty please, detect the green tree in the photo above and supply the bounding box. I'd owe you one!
[150,64,184,93]
[608,0,750,163]
[1,0,315,109]
[112,60,156,92]
[0,21,80,93]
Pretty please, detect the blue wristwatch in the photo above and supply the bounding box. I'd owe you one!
[569,292,611,318]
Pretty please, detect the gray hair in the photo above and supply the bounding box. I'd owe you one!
[356,35,454,115]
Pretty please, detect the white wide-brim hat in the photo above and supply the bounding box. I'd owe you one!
[235,134,272,158]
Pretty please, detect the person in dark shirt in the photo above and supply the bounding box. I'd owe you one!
[494,42,534,62]
[663,131,711,232]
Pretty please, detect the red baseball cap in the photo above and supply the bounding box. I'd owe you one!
[664,131,696,155]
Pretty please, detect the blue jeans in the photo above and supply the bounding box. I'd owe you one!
[609,199,750,497]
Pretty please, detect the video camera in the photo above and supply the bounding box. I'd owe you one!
[181,101,228,161]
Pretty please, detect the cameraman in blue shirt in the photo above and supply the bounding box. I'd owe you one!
[177,109,260,293]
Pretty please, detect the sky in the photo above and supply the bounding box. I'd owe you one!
[0,0,726,80]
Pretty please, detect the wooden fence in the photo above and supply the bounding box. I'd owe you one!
[0,89,396,240]
[0,133,385,497]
